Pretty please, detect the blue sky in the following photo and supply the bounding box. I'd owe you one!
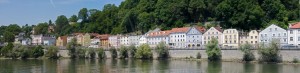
[0,0,123,26]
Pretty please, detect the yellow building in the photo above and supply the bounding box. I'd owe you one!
[239,30,259,47]
[222,29,239,48]
[56,36,67,46]
[98,34,110,48]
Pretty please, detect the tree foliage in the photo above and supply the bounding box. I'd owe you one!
[205,38,221,61]
[45,46,59,59]
[258,41,281,62]
[135,44,153,59]
[110,47,118,59]
[239,43,255,61]
[155,42,169,59]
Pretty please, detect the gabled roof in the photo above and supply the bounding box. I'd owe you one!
[214,26,223,32]
[195,26,206,33]
[148,30,172,37]
[170,27,190,33]
[97,34,110,40]
[289,22,300,29]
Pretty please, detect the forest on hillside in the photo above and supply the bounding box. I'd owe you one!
[0,0,299,38]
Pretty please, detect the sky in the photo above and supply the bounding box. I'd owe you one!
[0,0,124,26]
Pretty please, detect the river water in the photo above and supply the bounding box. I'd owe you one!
[0,59,300,73]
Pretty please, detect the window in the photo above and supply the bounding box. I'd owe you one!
[284,33,287,36]
[270,28,272,32]
[290,30,293,34]
[298,30,300,34]
[273,34,275,37]
[255,36,257,39]
[290,37,293,41]
[298,37,300,41]
[275,28,277,31]
[251,36,253,39]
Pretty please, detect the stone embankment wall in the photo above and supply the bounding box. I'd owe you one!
[58,49,300,61]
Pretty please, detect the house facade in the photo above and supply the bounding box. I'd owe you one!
[120,35,129,46]
[31,34,43,45]
[202,27,223,46]
[109,35,120,48]
[222,29,239,48]
[288,22,300,46]
[147,30,171,48]
[259,24,288,46]
[128,35,141,46]
[98,34,109,48]
[186,26,206,48]
[89,37,100,48]
[139,35,147,46]
[43,35,56,46]
[169,27,190,48]
[56,36,67,47]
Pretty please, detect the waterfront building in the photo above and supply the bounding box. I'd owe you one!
[98,34,110,48]
[56,36,67,47]
[109,35,121,48]
[14,32,32,45]
[128,35,141,47]
[186,26,206,48]
[222,29,239,48]
[31,34,43,45]
[288,22,300,46]
[120,35,129,46]
[147,30,171,48]
[259,24,288,46]
[202,27,223,46]
[42,35,56,46]
[139,35,147,46]
[89,37,100,48]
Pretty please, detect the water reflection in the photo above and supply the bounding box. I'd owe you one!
[1,59,300,73]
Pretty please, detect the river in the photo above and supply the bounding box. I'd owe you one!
[0,59,300,73]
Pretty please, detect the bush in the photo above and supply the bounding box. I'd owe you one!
[19,46,30,59]
[67,38,77,59]
[77,48,86,59]
[97,48,106,59]
[119,46,128,59]
[258,41,281,62]
[239,43,255,61]
[87,48,96,59]
[128,45,137,58]
[196,52,202,59]
[1,42,14,57]
[155,42,169,59]
[293,58,299,63]
[135,44,153,59]
[45,46,59,59]
[30,46,44,58]
[110,47,118,59]
[205,38,221,61]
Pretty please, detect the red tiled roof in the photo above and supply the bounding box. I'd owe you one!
[214,26,223,32]
[290,22,300,29]
[97,34,110,40]
[195,26,206,33]
[170,27,190,33]
[148,30,172,37]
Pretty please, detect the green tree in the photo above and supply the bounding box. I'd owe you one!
[110,47,118,59]
[205,38,221,61]
[77,48,86,59]
[258,40,281,62]
[3,31,15,42]
[239,43,255,61]
[55,15,70,35]
[128,45,137,58]
[98,48,106,59]
[135,44,153,59]
[69,15,78,22]
[67,38,77,59]
[78,8,89,23]
[87,48,96,59]
[45,46,59,59]
[1,42,14,57]
[155,42,169,59]
[119,46,129,59]
[5,24,21,35]
[31,46,44,58]
[34,22,49,34]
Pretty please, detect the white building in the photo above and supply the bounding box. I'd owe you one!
[288,22,300,46]
[222,29,239,48]
[42,35,56,46]
[109,35,120,48]
[31,34,43,45]
[259,24,288,46]
[202,27,223,46]
[120,35,129,46]
[147,30,171,48]
[89,37,100,48]
[128,35,141,46]
[186,26,206,48]
[138,35,147,46]
[169,27,190,48]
